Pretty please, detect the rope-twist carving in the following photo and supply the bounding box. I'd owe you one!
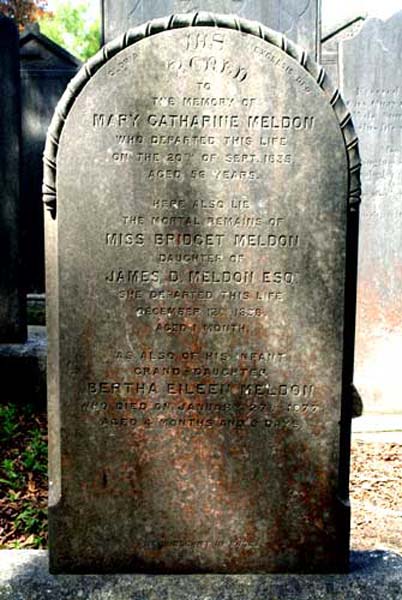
[43,11,361,218]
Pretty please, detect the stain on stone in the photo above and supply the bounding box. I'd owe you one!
[45,15,359,574]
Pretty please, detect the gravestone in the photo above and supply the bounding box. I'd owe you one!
[321,16,365,86]
[101,0,321,59]
[20,24,81,293]
[0,15,26,342]
[340,13,402,414]
[44,13,360,574]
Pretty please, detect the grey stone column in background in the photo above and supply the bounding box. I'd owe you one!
[101,0,321,59]
[321,16,365,87]
[0,15,26,342]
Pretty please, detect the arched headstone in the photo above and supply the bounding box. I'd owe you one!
[44,13,360,574]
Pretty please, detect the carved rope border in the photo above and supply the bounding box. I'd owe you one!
[43,11,361,218]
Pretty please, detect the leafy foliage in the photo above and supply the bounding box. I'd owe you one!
[0,403,47,549]
[39,1,100,61]
[0,0,49,30]
[0,404,19,440]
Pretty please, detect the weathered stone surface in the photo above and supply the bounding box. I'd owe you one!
[19,24,81,293]
[0,15,26,342]
[1,550,402,600]
[340,13,402,414]
[101,0,320,58]
[321,16,365,86]
[44,14,360,574]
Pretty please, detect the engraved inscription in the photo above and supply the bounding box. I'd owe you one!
[77,34,332,436]
[50,24,350,572]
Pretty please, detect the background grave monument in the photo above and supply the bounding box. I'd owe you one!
[101,0,321,59]
[0,15,26,343]
[340,12,402,414]
[20,24,81,294]
[321,16,365,86]
[44,13,360,574]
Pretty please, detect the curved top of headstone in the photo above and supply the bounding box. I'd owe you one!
[43,11,361,218]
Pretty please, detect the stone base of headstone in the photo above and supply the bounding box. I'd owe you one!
[0,550,401,599]
[0,326,46,409]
